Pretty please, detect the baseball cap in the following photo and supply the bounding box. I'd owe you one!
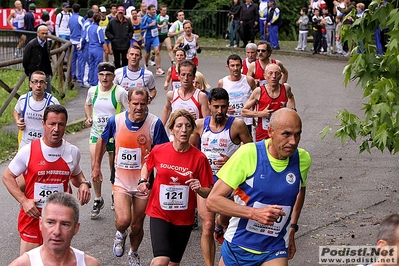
[29,3,36,10]
[117,6,125,13]
[99,6,106,12]
[62,2,69,8]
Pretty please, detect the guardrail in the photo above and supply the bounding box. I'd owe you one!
[0,30,73,116]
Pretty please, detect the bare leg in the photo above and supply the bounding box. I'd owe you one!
[129,197,148,252]
[197,195,215,266]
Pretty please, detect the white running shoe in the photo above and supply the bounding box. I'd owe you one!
[113,231,127,257]
[156,68,165,75]
[128,250,142,266]
[149,60,156,66]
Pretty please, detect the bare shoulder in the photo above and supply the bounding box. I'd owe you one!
[9,254,31,266]
[85,254,101,266]
[166,90,174,100]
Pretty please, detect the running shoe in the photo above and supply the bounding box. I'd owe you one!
[214,226,224,244]
[156,68,165,75]
[113,231,127,257]
[90,197,104,219]
[149,60,156,66]
[128,250,142,266]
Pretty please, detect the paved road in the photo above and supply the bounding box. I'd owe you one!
[1,50,398,266]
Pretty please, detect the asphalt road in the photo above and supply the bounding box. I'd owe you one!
[1,49,398,266]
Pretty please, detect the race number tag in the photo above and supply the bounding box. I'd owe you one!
[117,147,142,169]
[26,128,43,142]
[262,117,270,130]
[159,185,189,210]
[34,183,64,208]
[160,24,168,33]
[151,28,158,37]
[96,114,110,131]
[133,33,142,41]
[171,81,181,90]
[245,202,291,237]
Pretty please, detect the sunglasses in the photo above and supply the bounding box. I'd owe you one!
[257,49,269,53]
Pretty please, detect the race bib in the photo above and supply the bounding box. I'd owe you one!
[18,20,24,28]
[117,147,142,169]
[159,184,189,210]
[34,183,64,208]
[262,117,270,130]
[26,128,43,142]
[230,101,244,116]
[160,24,168,33]
[171,81,181,90]
[133,32,142,41]
[151,28,158,37]
[246,202,291,237]
[95,114,110,131]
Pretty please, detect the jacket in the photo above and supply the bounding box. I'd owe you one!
[105,17,133,51]
[23,37,52,76]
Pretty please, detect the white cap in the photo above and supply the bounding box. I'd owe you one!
[99,6,106,12]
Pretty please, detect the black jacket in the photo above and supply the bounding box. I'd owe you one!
[105,17,133,51]
[23,37,52,76]
[240,3,258,22]
[229,3,241,21]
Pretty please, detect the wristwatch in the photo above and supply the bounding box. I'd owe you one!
[290,223,299,232]
[80,180,92,189]
[138,178,149,185]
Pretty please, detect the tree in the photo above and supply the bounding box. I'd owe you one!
[321,0,399,154]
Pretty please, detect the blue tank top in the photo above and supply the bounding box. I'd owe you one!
[227,141,302,252]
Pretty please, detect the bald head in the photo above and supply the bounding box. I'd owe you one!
[268,108,302,160]
[270,108,301,129]
[37,25,49,42]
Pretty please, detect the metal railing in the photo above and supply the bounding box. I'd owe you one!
[0,30,72,116]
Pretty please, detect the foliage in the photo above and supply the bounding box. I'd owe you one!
[321,0,399,154]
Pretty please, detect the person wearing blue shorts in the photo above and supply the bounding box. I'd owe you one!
[140,4,164,75]
[207,108,312,266]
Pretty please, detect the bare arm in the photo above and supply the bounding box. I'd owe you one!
[285,83,296,110]
[84,103,93,128]
[8,253,30,266]
[277,60,289,83]
[173,36,184,52]
[246,76,257,90]
[2,168,40,219]
[7,11,16,29]
[247,61,256,78]
[84,254,101,266]
[13,110,25,130]
[164,67,172,90]
[207,179,285,225]
[242,87,274,119]
[199,92,211,118]
[70,172,91,205]
[233,119,253,144]
[161,91,173,125]
[288,186,306,259]
[189,119,204,148]
[91,137,107,183]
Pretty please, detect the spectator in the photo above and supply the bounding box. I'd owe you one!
[68,4,84,82]
[122,0,135,11]
[55,2,71,40]
[312,8,322,55]
[23,25,53,93]
[321,6,335,55]
[105,6,133,69]
[24,3,40,43]
[239,0,258,48]
[295,7,309,51]
[99,6,113,62]
[335,15,344,55]
[226,0,241,47]
[79,9,94,88]
[87,13,106,86]
[266,0,281,50]
[259,0,268,41]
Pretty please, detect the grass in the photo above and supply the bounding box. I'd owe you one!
[0,68,79,162]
